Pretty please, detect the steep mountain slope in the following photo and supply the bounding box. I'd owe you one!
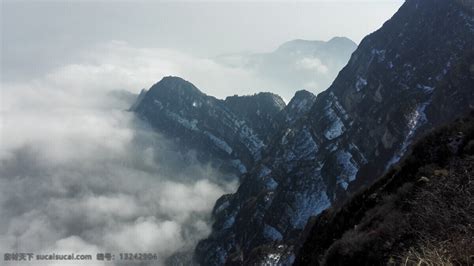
[277,90,318,126]
[195,0,474,264]
[215,37,357,100]
[295,113,474,265]
[132,77,288,176]
[224,92,286,143]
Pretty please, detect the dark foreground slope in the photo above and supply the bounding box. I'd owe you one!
[295,112,474,266]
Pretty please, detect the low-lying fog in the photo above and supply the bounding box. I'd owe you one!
[0,52,238,265]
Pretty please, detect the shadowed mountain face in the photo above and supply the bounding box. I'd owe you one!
[193,0,474,264]
[215,37,357,100]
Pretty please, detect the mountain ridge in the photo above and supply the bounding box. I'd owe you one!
[195,0,474,264]
[132,76,318,178]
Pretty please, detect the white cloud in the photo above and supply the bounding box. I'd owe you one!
[66,41,271,99]
[105,217,183,259]
[296,57,329,74]
[0,43,238,265]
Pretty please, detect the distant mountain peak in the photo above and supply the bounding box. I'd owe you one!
[276,37,357,53]
[291,89,316,99]
[159,75,191,83]
[286,90,317,114]
[275,89,318,127]
[327,36,357,46]
[149,76,204,97]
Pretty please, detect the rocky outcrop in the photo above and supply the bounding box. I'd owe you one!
[224,92,286,143]
[277,90,318,126]
[132,77,287,176]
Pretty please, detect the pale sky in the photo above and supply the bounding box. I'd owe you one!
[1,0,404,82]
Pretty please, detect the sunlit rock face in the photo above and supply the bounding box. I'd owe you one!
[194,0,474,264]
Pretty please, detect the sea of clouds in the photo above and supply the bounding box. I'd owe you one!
[0,41,244,265]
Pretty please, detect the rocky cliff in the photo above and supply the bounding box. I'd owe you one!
[195,0,474,264]
[295,112,474,265]
[132,77,311,178]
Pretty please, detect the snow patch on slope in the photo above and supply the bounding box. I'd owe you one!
[263,177,279,190]
[372,49,386,62]
[355,76,368,92]
[386,100,431,169]
[215,200,230,214]
[324,107,345,140]
[290,190,331,229]
[204,131,233,154]
[222,214,236,230]
[263,224,283,241]
[259,165,272,178]
[166,110,199,131]
[238,125,265,160]
[293,127,319,160]
[231,159,247,174]
[336,150,359,190]
[460,10,474,32]
[416,84,435,93]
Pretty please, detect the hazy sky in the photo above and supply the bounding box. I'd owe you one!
[2,0,403,84]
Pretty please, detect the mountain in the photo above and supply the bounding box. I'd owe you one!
[215,37,357,100]
[295,112,474,265]
[195,0,474,264]
[132,77,313,177]
[223,92,286,144]
[277,90,318,126]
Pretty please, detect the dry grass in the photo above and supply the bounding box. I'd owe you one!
[399,244,454,266]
